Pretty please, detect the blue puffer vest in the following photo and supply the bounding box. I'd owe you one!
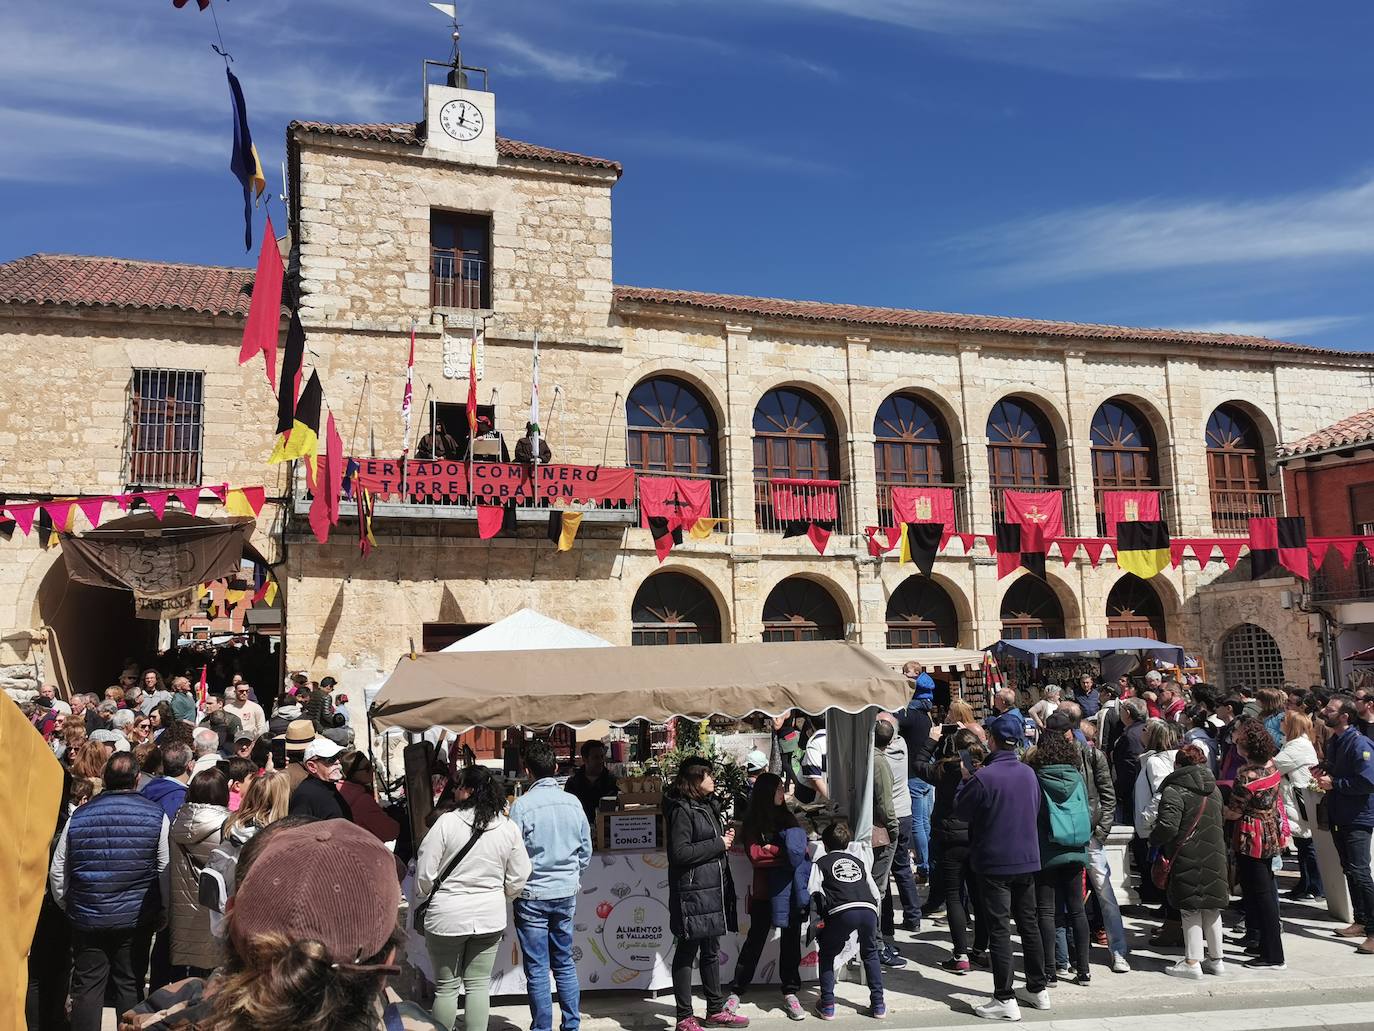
[65,790,166,930]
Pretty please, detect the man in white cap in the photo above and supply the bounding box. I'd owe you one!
[287,736,353,821]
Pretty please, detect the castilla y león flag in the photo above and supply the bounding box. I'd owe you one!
[1249,516,1308,580]
[1101,490,1161,540]
[1116,520,1171,579]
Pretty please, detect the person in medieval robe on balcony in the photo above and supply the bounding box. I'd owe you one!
[416,422,461,461]
[514,421,552,466]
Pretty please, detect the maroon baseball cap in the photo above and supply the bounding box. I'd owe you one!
[231,819,400,967]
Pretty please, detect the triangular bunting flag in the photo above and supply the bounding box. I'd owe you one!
[208,483,229,503]
[141,491,170,520]
[7,503,37,536]
[1308,540,1331,568]
[1170,540,1188,569]
[42,500,77,534]
[116,493,134,511]
[172,488,201,515]
[225,488,262,518]
[1334,539,1361,568]
[957,532,977,554]
[77,497,106,529]
[1058,539,1080,566]
[1217,539,1245,569]
[1081,539,1108,567]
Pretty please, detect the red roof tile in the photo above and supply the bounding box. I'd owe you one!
[614,286,1372,359]
[0,254,256,317]
[1280,408,1374,458]
[289,121,622,175]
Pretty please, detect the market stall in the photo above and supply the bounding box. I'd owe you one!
[370,639,910,992]
[987,636,1191,694]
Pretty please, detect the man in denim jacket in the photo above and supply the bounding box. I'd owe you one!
[510,741,594,1031]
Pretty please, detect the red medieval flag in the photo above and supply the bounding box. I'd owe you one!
[1170,540,1189,569]
[1100,490,1161,540]
[1309,540,1331,568]
[476,504,506,540]
[1058,539,1081,566]
[1217,539,1245,569]
[309,411,345,544]
[806,521,832,555]
[957,533,978,554]
[1080,539,1108,567]
[892,485,955,550]
[1002,490,1064,550]
[769,479,840,522]
[639,477,712,530]
[239,215,283,389]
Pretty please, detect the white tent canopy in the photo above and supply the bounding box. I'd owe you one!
[440,608,613,652]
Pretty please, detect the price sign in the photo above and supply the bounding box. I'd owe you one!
[607,813,658,851]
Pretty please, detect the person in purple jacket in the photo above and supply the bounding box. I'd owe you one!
[955,712,1048,1022]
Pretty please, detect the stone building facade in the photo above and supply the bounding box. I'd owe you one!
[2,73,1373,700]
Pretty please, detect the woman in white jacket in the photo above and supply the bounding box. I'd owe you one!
[1274,710,1324,900]
[1134,719,1183,836]
[416,765,532,1031]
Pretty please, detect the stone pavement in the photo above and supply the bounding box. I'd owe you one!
[481,894,1373,1030]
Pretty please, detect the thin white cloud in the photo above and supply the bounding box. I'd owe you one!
[1186,315,1361,339]
[961,176,1374,283]
[0,107,222,182]
[623,132,836,175]
[485,30,622,84]
[768,0,1140,34]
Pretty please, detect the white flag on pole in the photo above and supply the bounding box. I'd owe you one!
[529,334,541,464]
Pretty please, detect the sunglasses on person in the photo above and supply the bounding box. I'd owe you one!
[137,721,151,730]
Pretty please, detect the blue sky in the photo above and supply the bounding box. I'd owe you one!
[4,0,1374,348]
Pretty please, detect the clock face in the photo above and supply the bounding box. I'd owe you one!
[439,99,484,142]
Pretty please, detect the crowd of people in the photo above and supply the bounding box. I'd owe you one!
[15,657,1374,1030]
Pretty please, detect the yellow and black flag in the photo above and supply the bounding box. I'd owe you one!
[274,312,305,437]
[546,510,583,552]
[898,522,943,576]
[1116,520,1171,578]
[269,369,322,478]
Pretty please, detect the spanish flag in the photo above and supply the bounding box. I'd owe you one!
[1116,520,1171,579]
[546,510,583,551]
[269,370,323,478]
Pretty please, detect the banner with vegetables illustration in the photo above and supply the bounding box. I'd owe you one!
[404,851,836,993]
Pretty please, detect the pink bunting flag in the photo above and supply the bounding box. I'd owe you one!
[142,491,170,519]
[6,503,37,535]
[1217,539,1246,569]
[956,533,978,553]
[77,497,106,528]
[116,493,133,511]
[1308,540,1331,568]
[1333,539,1361,568]
[982,534,998,553]
[1081,539,1108,567]
[42,499,75,532]
[172,488,201,515]
[1184,540,1214,568]
[207,483,229,502]
[1058,539,1080,566]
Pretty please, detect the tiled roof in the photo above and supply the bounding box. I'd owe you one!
[289,121,622,175]
[0,253,256,317]
[1280,408,1374,458]
[614,286,1371,359]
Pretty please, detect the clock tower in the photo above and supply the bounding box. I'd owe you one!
[422,15,497,166]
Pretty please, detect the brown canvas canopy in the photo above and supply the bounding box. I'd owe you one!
[370,639,910,732]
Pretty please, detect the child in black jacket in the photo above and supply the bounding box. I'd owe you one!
[808,821,885,1020]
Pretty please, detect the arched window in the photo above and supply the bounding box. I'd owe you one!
[874,393,952,486]
[626,377,719,476]
[1106,574,1165,640]
[1219,623,1285,693]
[886,577,959,648]
[1091,400,1158,489]
[999,577,1065,641]
[987,398,1058,486]
[753,387,838,482]
[1206,404,1272,534]
[632,572,722,646]
[762,578,844,643]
